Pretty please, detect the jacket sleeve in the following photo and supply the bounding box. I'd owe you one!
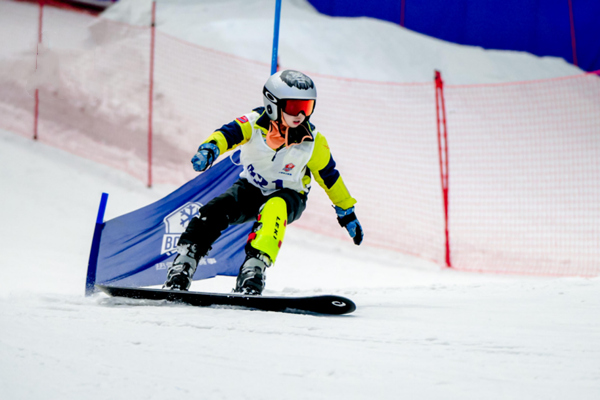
[201,114,255,154]
[307,132,357,210]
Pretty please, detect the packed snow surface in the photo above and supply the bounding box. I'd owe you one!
[1,130,599,399]
[1,0,599,399]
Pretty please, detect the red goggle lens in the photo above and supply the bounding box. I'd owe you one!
[282,99,315,117]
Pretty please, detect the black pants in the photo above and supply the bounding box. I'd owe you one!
[179,178,307,256]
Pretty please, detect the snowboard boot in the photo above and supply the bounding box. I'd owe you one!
[234,250,271,295]
[163,243,200,291]
[234,197,288,295]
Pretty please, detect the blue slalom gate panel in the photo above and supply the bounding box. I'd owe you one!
[92,152,251,289]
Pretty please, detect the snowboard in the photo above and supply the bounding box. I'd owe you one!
[96,284,356,315]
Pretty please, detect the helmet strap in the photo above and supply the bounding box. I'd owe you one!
[277,120,287,140]
[276,107,285,137]
[276,111,289,146]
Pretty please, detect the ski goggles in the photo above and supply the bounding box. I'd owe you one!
[281,99,315,117]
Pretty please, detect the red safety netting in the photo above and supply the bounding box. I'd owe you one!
[0,0,38,136]
[151,31,268,184]
[0,0,598,277]
[300,77,446,266]
[445,74,600,276]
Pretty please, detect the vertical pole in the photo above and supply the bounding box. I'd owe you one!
[34,0,44,141]
[148,1,156,188]
[85,192,109,296]
[271,0,282,75]
[400,0,406,27]
[435,71,451,268]
[567,0,578,67]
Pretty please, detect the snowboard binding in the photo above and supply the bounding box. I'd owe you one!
[163,244,200,291]
[234,250,271,295]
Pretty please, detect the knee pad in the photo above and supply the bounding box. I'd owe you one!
[247,197,288,263]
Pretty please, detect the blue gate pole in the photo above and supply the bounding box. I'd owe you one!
[270,0,282,75]
[85,192,109,296]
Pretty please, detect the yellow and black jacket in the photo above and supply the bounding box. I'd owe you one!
[202,107,356,210]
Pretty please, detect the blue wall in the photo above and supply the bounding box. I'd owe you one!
[307,0,600,72]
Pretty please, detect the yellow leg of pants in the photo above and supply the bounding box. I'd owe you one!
[247,197,287,264]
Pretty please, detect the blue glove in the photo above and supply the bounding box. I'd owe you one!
[334,206,363,245]
[191,142,220,172]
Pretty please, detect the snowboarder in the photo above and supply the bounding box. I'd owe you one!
[163,70,363,294]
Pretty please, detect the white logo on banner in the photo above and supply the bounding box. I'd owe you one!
[161,202,202,255]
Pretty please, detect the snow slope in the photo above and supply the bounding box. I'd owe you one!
[1,1,599,398]
[1,132,600,399]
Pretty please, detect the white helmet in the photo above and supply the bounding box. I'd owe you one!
[263,70,317,122]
